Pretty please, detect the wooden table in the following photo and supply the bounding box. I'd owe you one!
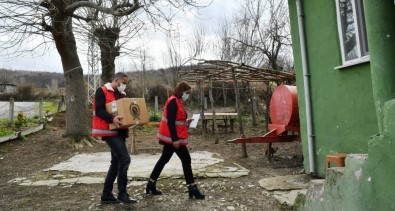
[128,122,160,154]
[202,112,238,134]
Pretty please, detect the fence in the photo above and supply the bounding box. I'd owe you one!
[0,96,65,122]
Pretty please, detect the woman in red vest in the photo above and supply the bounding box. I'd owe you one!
[146,81,205,199]
[92,72,137,204]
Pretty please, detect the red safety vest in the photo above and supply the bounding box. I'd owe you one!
[157,95,189,145]
[91,84,118,137]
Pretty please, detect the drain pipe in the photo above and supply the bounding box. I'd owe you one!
[296,0,316,176]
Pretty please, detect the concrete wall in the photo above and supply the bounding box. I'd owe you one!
[287,0,378,177]
[301,100,395,211]
[288,0,395,210]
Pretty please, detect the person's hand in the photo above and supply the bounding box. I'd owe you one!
[113,115,124,128]
[173,141,180,149]
[187,118,193,125]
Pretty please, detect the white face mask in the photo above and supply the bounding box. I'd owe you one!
[117,83,126,92]
[181,92,190,102]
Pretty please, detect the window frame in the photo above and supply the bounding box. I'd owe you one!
[335,0,369,68]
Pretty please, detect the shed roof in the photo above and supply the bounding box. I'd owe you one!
[179,60,295,83]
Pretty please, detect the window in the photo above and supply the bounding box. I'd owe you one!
[336,0,369,65]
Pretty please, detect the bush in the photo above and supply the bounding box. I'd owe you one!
[16,84,34,101]
[148,111,161,122]
[14,112,28,129]
[147,84,171,104]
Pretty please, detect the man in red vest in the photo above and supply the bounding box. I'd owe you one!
[92,72,137,204]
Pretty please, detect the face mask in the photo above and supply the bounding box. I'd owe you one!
[117,83,126,92]
[181,92,189,102]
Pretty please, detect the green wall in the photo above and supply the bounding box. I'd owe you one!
[288,0,378,177]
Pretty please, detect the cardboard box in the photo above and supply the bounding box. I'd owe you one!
[106,98,149,130]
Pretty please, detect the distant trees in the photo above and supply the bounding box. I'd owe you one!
[215,0,292,70]
[0,0,209,142]
[0,0,140,141]
[162,24,209,87]
[0,69,12,85]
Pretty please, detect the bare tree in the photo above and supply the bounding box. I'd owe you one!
[0,0,140,142]
[133,47,154,98]
[77,0,211,84]
[0,0,210,143]
[231,0,292,70]
[0,68,12,85]
[214,17,235,62]
[74,3,146,84]
[162,24,209,87]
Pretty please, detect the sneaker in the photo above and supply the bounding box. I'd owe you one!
[118,194,137,204]
[101,193,119,204]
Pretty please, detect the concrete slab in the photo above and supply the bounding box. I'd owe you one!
[31,180,59,187]
[262,189,307,206]
[259,174,310,207]
[259,174,309,191]
[76,177,104,184]
[46,151,243,179]
[10,151,249,186]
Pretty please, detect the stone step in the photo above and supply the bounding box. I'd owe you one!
[304,179,326,203]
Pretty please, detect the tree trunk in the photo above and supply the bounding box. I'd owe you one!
[52,4,88,137]
[94,27,120,84]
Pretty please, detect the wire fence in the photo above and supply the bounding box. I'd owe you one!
[0,101,40,119]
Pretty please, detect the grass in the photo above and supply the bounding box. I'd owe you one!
[0,112,48,137]
[0,118,15,136]
[34,101,58,114]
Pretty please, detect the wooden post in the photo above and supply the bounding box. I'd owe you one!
[265,82,271,129]
[154,96,158,113]
[38,98,43,118]
[231,67,247,158]
[204,97,207,110]
[198,81,205,134]
[222,81,227,106]
[247,82,257,126]
[9,98,14,123]
[252,88,258,125]
[209,77,219,143]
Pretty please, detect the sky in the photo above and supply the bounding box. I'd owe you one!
[0,0,240,74]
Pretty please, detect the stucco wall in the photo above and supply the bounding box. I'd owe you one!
[287,0,378,176]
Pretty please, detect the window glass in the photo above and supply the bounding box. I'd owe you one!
[336,0,369,64]
[339,0,357,61]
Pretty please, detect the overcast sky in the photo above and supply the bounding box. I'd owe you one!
[0,0,239,73]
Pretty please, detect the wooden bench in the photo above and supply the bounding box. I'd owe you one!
[202,113,237,134]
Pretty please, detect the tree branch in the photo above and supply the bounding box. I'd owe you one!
[65,0,140,17]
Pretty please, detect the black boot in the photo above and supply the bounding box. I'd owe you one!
[117,193,137,204]
[146,180,162,195]
[101,193,119,204]
[188,184,205,200]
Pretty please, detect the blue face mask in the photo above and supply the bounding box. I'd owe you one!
[182,92,190,102]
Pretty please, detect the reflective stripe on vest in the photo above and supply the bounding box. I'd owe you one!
[92,129,118,135]
[156,133,188,144]
[161,116,187,126]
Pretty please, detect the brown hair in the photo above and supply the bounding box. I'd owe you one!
[172,81,191,98]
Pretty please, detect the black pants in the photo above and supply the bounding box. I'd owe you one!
[102,136,131,196]
[150,144,195,184]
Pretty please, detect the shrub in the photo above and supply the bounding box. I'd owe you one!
[16,84,34,101]
[148,111,161,122]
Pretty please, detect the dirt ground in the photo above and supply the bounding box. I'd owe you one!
[0,112,303,211]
